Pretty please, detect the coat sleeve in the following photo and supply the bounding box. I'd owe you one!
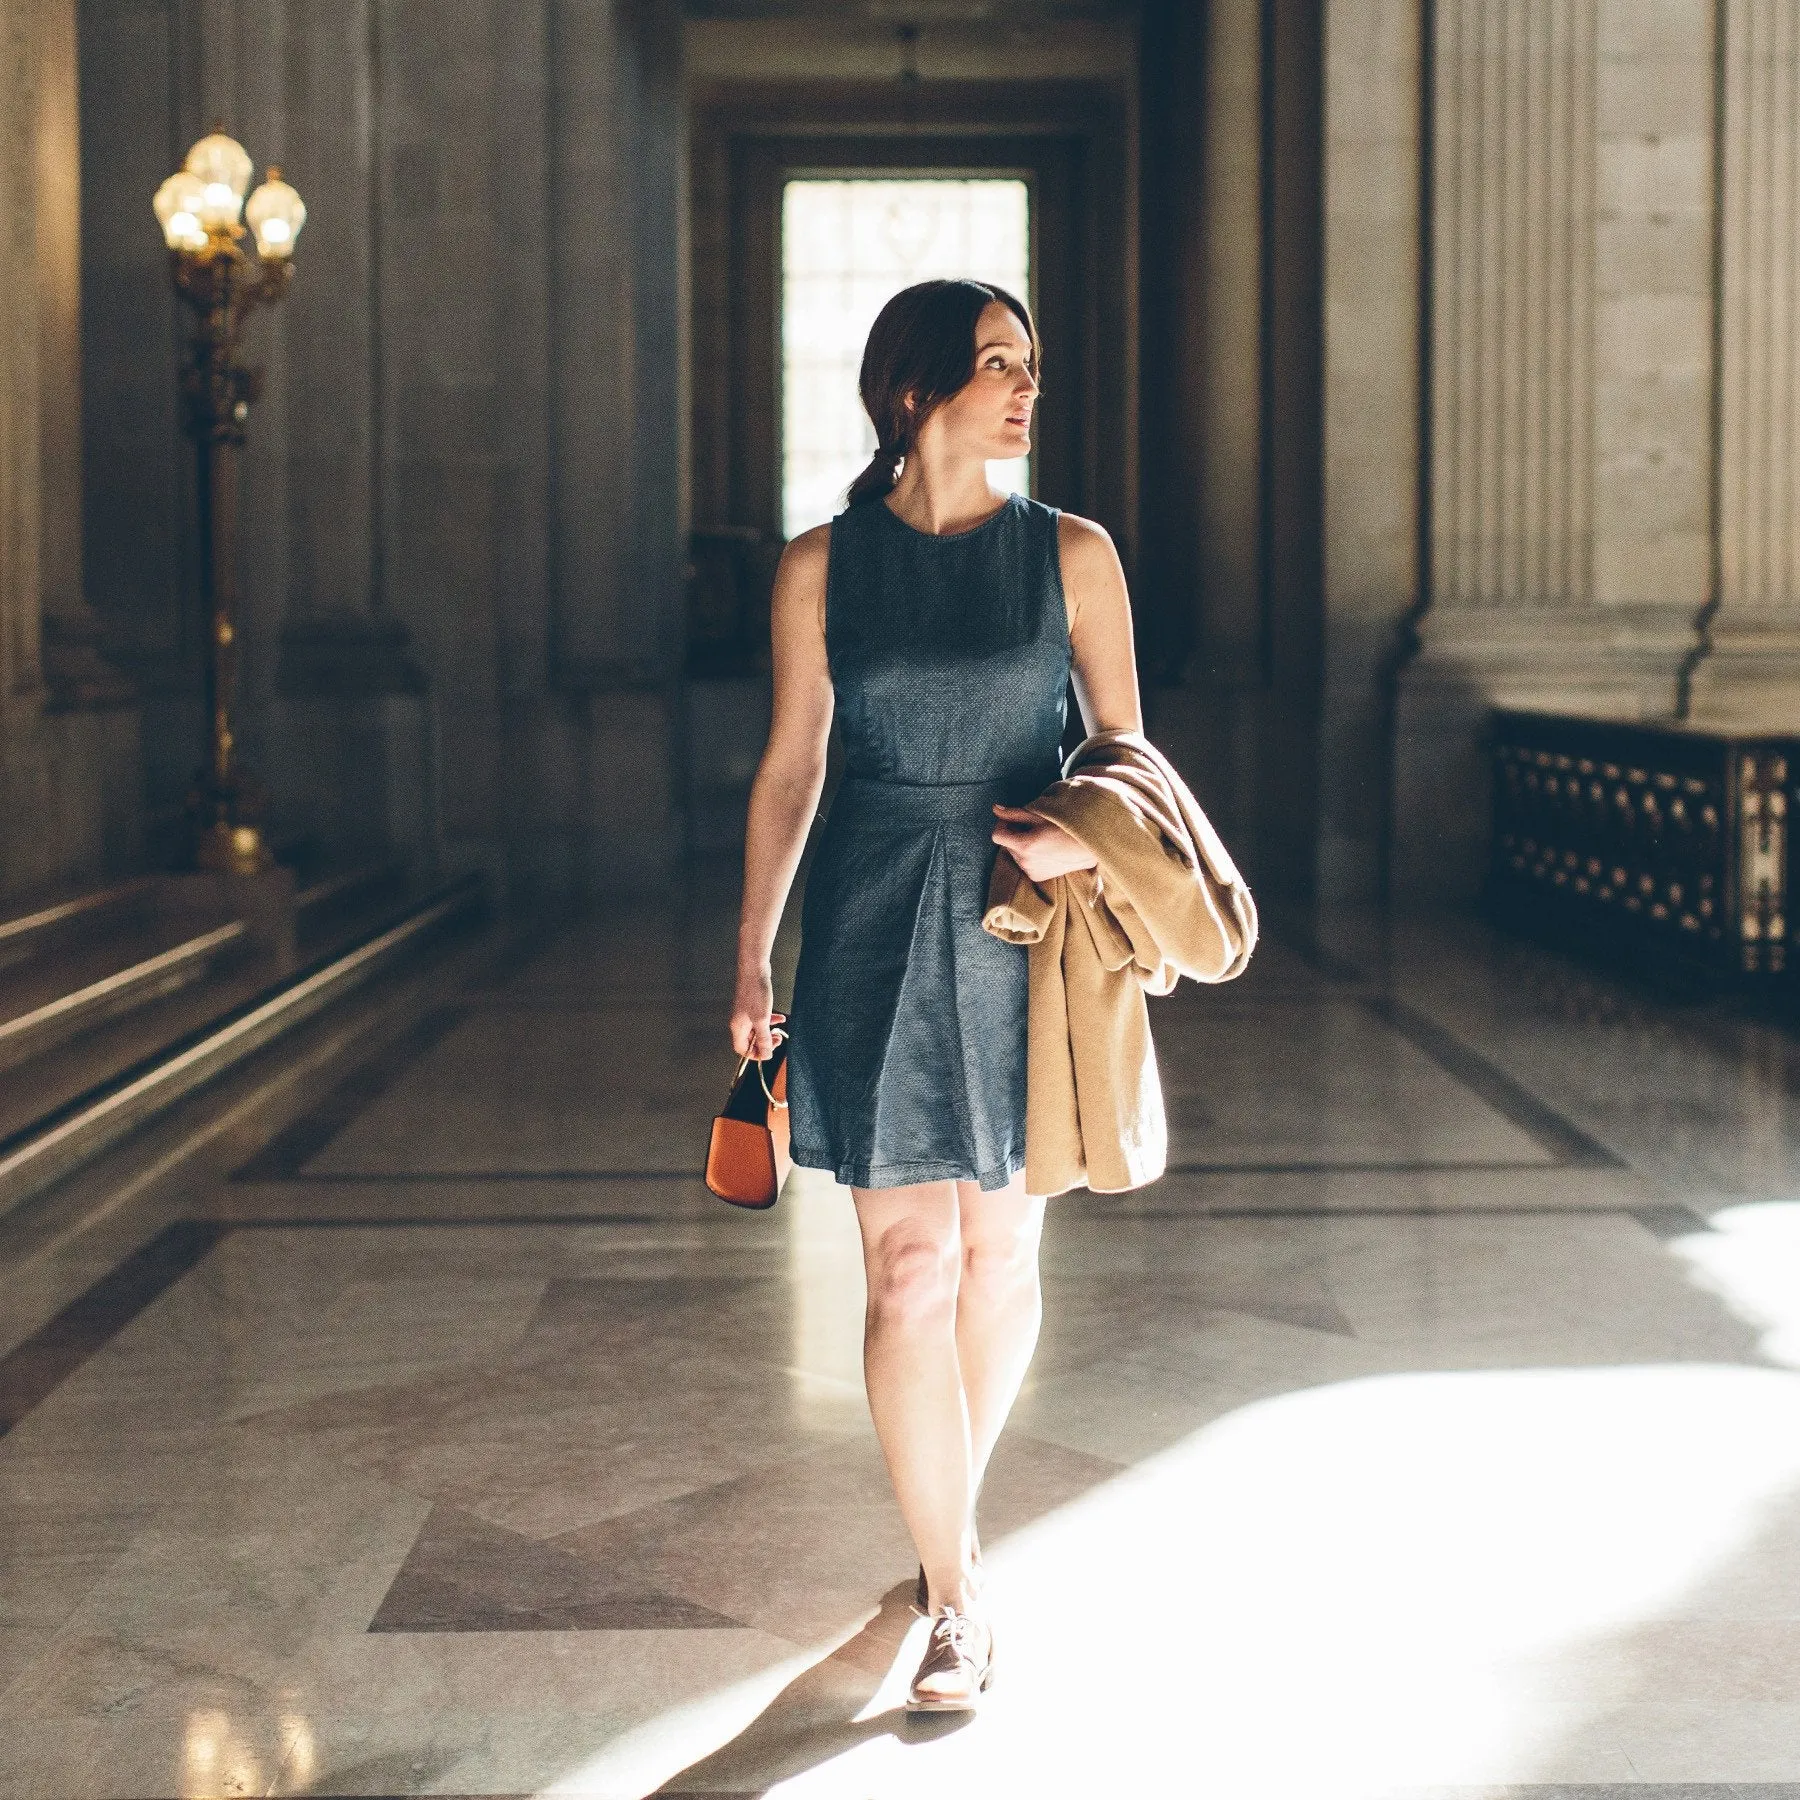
[981,846,1058,943]
[982,815,1170,985]
[1029,770,1254,985]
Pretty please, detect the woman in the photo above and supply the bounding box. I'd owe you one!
[729,277,1142,1711]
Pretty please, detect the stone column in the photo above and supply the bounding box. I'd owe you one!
[276,0,376,625]
[1199,1,1265,703]
[523,0,683,895]
[1,0,49,716]
[1686,0,1800,726]
[548,0,683,689]
[258,0,443,877]
[36,0,135,710]
[1392,0,1711,902]
[1146,0,1419,906]
[0,0,140,901]
[1433,0,1596,621]
[1137,0,1266,864]
[1318,0,1422,902]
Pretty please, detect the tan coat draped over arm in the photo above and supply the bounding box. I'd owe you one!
[982,730,1258,1197]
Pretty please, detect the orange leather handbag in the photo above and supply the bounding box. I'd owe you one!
[705,1024,791,1209]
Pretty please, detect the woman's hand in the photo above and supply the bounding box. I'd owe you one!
[991,804,1098,883]
[730,961,786,1062]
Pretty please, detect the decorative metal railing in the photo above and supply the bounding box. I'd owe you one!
[1488,708,1795,979]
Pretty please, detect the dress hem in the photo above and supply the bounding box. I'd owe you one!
[790,1140,1024,1194]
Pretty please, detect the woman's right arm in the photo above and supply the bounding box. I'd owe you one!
[730,525,834,1060]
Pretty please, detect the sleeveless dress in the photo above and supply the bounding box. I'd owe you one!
[786,491,1071,1193]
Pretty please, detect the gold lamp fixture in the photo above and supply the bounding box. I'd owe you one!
[153,128,306,875]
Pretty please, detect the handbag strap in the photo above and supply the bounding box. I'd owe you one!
[728,1026,789,1110]
[729,1053,788,1109]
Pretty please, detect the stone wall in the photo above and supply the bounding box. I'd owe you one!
[1393,0,1738,903]
[1145,0,1800,909]
[76,0,685,900]
[1143,0,1419,907]
[55,0,1800,913]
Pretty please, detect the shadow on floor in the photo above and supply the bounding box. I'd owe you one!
[651,1577,973,1796]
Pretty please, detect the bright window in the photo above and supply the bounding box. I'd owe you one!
[780,176,1032,540]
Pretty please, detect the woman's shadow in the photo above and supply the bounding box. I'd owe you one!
[652,1576,975,1795]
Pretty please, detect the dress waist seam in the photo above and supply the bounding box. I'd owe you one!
[830,772,1046,824]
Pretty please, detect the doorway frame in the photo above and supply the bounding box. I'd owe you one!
[689,80,1134,555]
[750,149,1065,542]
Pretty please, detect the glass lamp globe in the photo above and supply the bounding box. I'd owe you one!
[153,170,209,251]
[184,131,253,230]
[245,169,306,259]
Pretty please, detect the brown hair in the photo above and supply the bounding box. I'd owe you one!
[843,278,1040,509]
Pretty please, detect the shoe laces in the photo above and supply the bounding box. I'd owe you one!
[930,1607,985,1662]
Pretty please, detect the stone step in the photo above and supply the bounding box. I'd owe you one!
[0,860,402,1087]
[0,927,272,1144]
[0,869,489,1220]
[0,876,161,975]
[0,916,249,1076]
[294,861,410,949]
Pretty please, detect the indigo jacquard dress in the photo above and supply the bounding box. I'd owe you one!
[786,492,1071,1193]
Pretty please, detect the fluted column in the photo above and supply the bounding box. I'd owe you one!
[531,0,683,894]
[1394,0,1712,902]
[1431,0,1595,615]
[1428,1,1712,616]
[1687,0,1800,725]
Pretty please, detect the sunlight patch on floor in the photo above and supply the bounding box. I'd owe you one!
[542,1362,1800,1798]
[1672,1200,1800,1368]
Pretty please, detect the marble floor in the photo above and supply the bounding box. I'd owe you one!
[4,885,1800,1798]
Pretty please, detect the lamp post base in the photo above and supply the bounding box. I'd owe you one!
[194,819,273,875]
[187,763,273,874]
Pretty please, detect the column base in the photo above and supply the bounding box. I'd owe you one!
[1682,614,1800,733]
[501,687,681,903]
[0,703,142,907]
[273,613,439,878]
[1392,605,1694,905]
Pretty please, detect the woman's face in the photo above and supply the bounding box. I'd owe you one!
[917,298,1038,463]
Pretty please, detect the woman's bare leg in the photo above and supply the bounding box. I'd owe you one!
[851,1179,979,1614]
[955,1174,1047,1535]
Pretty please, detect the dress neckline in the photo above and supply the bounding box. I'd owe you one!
[875,490,1021,542]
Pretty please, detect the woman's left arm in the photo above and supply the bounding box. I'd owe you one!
[990,512,1144,882]
[1060,511,1143,737]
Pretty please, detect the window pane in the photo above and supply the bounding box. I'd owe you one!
[781,177,1031,540]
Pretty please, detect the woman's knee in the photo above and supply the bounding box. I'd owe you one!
[866,1228,959,1328]
[960,1212,1044,1300]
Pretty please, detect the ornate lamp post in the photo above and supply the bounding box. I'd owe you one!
[153,130,306,874]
